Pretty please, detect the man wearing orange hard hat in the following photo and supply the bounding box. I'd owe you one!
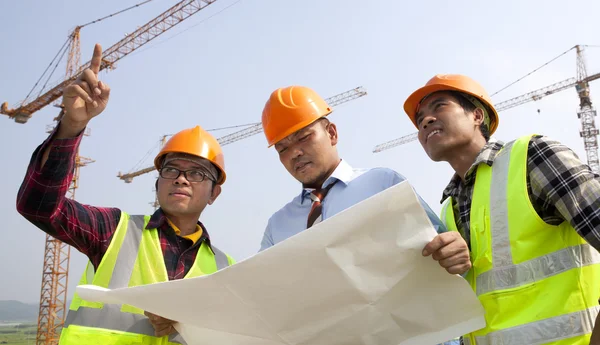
[259,85,471,281]
[404,73,600,345]
[15,44,235,345]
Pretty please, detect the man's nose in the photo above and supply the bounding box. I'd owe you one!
[421,116,435,130]
[174,172,190,185]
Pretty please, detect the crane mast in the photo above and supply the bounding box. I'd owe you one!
[575,45,599,173]
[35,27,92,345]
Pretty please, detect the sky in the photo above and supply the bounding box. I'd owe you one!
[1,0,600,303]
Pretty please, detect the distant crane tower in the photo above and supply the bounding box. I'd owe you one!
[373,45,600,173]
[35,26,92,345]
[1,1,223,344]
[116,86,368,206]
[575,45,599,173]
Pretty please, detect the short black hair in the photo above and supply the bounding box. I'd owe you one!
[448,91,490,141]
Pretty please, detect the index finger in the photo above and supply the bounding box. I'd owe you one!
[422,233,454,256]
[90,43,103,75]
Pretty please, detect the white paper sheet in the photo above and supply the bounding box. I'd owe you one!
[77,181,485,345]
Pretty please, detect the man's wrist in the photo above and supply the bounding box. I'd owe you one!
[55,117,88,139]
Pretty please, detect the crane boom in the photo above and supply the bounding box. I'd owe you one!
[118,86,368,182]
[373,72,600,153]
[1,0,219,124]
[117,166,156,183]
[495,77,576,111]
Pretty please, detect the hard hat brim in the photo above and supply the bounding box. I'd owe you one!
[404,84,499,135]
[267,112,332,147]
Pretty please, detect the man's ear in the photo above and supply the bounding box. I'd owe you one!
[208,184,222,205]
[473,108,485,126]
[327,122,338,146]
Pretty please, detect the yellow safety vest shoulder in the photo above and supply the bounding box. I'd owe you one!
[441,134,600,345]
[59,212,235,345]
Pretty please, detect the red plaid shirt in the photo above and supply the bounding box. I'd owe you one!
[16,126,213,280]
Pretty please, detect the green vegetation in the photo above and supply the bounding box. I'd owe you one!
[0,323,37,345]
[0,300,69,344]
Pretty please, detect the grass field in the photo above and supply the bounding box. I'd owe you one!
[0,324,38,345]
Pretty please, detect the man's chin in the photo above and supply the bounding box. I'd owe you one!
[425,147,447,162]
[297,175,326,189]
[292,173,311,184]
[161,204,188,214]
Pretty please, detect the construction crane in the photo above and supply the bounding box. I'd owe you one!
[116,86,368,203]
[1,0,220,124]
[3,1,223,344]
[372,45,600,173]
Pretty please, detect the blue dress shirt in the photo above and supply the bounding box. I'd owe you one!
[260,160,447,251]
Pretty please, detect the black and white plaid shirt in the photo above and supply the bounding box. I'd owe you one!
[441,135,600,251]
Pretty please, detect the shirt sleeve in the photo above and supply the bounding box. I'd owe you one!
[16,123,122,268]
[527,135,600,251]
[259,218,275,252]
[388,170,448,234]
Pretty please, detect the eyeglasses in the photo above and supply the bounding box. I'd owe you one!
[159,167,213,183]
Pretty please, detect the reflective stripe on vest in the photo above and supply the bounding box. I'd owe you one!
[110,214,145,288]
[64,214,231,344]
[476,141,600,296]
[212,245,230,272]
[63,304,187,344]
[476,243,600,295]
[462,306,600,345]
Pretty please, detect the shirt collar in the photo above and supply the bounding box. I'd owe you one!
[300,159,352,203]
[146,208,213,250]
[440,137,505,203]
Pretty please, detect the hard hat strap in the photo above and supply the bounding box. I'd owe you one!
[461,94,491,131]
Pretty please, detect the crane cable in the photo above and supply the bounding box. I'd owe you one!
[206,122,256,132]
[20,38,71,105]
[22,0,155,105]
[37,40,73,99]
[79,0,154,29]
[491,46,576,97]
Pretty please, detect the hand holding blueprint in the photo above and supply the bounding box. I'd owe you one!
[77,181,485,345]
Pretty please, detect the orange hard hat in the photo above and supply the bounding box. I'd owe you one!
[261,86,332,147]
[154,125,226,185]
[404,74,499,135]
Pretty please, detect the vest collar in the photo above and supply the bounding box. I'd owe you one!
[440,137,505,203]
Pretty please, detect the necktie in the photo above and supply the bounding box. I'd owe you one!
[307,180,338,228]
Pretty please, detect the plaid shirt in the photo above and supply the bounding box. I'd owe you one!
[16,127,213,280]
[441,135,600,251]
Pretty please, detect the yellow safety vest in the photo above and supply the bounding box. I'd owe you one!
[440,134,600,345]
[58,212,235,345]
